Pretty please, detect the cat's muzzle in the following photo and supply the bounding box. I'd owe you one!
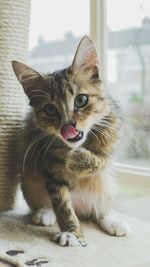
[60,124,83,143]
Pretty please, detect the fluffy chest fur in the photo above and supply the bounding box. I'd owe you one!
[71,171,116,219]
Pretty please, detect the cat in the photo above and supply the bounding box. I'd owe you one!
[12,36,130,247]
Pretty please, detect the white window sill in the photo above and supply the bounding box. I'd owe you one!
[114,163,150,189]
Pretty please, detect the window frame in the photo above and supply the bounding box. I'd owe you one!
[115,163,150,188]
[90,0,150,188]
[90,0,107,80]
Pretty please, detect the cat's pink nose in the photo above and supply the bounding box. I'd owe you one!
[60,125,79,140]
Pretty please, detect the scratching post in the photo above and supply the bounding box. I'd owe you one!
[0,0,31,210]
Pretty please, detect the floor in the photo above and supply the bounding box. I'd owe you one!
[1,209,150,267]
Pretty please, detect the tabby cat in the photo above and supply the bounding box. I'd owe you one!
[12,36,129,247]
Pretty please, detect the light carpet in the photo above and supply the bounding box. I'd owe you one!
[0,209,150,267]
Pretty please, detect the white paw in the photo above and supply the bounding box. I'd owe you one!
[100,216,130,236]
[32,208,56,226]
[53,232,87,247]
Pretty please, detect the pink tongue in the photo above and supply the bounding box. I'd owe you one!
[60,125,79,140]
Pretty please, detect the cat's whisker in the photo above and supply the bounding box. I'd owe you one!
[34,135,52,176]
[44,136,59,172]
[97,121,116,130]
[94,124,113,135]
[23,132,50,176]
[31,130,55,176]
[96,124,117,136]
[41,131,56,164]
[34,130,57,173]
[29,133,49,159]
[92,126,106,137]
[89,130,101,147]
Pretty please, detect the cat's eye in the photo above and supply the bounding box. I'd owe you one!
[74,94,88,108]
[44,104,58,116]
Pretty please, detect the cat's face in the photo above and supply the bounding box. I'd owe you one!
[12,36,110,148]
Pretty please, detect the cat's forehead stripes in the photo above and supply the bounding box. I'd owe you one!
[47,69,74,101]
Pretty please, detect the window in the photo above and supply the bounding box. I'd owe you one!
[90,0,150,223]
[28,0,89,73]
[107,0,150,221]
[107,0,150,168]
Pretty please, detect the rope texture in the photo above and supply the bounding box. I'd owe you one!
[0,0,31,210]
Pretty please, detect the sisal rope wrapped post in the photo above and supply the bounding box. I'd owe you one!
[0,0,31,210]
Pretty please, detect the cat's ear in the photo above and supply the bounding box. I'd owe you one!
[12,61,46,97]
[72,36,100,80]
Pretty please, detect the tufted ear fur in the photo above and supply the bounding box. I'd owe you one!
[12,61,47,106]
[72,36,100,81]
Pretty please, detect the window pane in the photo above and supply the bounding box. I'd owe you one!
[28,0,89,72]
[107,0,150,167]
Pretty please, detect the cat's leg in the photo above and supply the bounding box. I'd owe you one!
[22,174,56,226]
[67,148,130,236]
[90,172,130,236]
[47,182,86,247]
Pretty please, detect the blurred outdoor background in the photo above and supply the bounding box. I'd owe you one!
[28,0,150,169]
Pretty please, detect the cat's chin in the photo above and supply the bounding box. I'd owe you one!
[66,140,85,149]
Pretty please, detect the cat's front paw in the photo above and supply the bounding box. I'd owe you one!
[66,148,99,175]
[53,232,87,247]
[100,216,130,236]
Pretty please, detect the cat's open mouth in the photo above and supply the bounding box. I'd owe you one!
[67,131,83,142]
[60,125,83,143]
